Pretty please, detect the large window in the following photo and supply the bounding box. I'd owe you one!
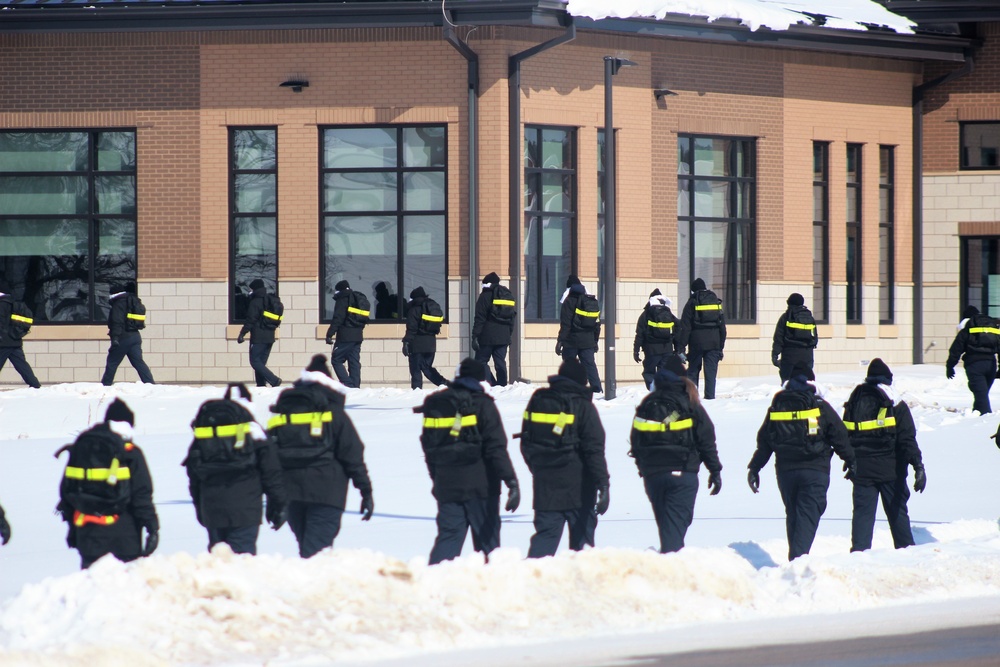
[962,237,1000,317]
[524,126,576,321]
[879,146,895,324]
[677,135,755,322]
[846,144,863,323]
[813,142,829,322]
[960,122,1000,170]
[321,125,446,321]
[0,130,136,323]
[230,128,277,322]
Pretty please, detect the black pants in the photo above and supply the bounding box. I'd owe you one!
[408,351,447,389]
[641,352,671,390]
[101,332,155,385]
[643,470,699,553]
[207,525,260,555]
[475,344,509,386]
[249,341,281,387]
[0,346,40,387]
[778,348,814,384]
[965,357,996,415]
[851,478,915,552]
[332,341,362,388]
[527,508,597,558]
[428,497,499,564]
[776,467,829,561]
[562,346,603,393]
[287,501,344,558]
[687,348,722,399]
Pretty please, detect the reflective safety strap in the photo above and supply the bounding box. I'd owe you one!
[493,299,515,307]
[423,414,478,437]
[421,313,444,323]
[694,304,722,311]
[574,309,599,318]
[769,407,821,435]
[647,321,674,329]
[969,326,1000,335]
[73,510,119,527]
[263,310,282,322]
[524,411,575,436]
[786,321,815,331]
[632,416,694,431]
[347,306,370,317]
[64,459,132,485]
[11,313,32,325]
[126,313,146,321]
[193,422,252,448]
[844,407,896,431]
[268,411,333,437]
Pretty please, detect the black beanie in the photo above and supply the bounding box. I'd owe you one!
[691,278,706,292]
[964,305,980,319]
[457,357,487,382]
[664,354,686,376]
[558,358,588,387]
[375,282,389,295]
[867,358,893,384]
[335,280,350,292]
[410,286,427,300]
[787,293,805,307]
[566,275,582,288]
[305,353,332,377]
[483,272,500,285]
[250,279,265,290]
[105,398,135,426]
[791,361,815,382]
[649,288,662,298]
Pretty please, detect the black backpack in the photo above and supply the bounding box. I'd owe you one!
[188,384,258,479]
[345,291,371,328]
[416,388,483,467]
[692,290,723,328]
[646,305,676,342]
[489,285,517,324]
[520,388,579,469]
[124,294,147,332]
[843,383,896,449]
[418,298,444,334]
[783,306,817,348]
[630,389,696,466]
[261,294,284,330]
[967,314,1000,354]
[571,293,601,331]
[766,389,824,455]
[7,300,33,340]
[58,425,132,517]
[267,384,336,468]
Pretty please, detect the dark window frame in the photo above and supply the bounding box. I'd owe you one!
[960,236,1000,317]
[959,121,1000,171]
[813,141,830,324]
[879,145,895,324]
[846,143,863,324]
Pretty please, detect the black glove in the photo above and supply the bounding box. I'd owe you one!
[111,337,120,348]
[237,334,246,344]
[266,500,287,531]
[633,349,641,364]
[595,486,610,515]
[771,354,780,368]
[325,336,333,346]
[401,341,410,357]
[360,491,374,521]
[707,471,722,496]
[0,509,10,545]
[747,468,760,494]
[471,338,480,352]
[141,528,158,557]
[913,465,927,493]
[555,341,564,356]
[843,460,858,482]
[946,366,955,380]
[718,350,724,361]
[504,479,520,512]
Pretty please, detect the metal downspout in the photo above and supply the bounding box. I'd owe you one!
[508,21,576,382]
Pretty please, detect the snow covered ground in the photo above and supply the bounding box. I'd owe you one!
[0,363,999,666]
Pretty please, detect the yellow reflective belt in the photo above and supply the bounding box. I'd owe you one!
[694,304,722,311]
[632,416,693,432]
[845,408,896,431]
[524,411,575,436]
[421,313,444,322]
[126,313,145,321]
[268,411,333,437]
[786,321,815,331]
[647,321,674,329]
[263,310,282,321]
[347,307,370,317]
[423,416,478,429]
[493,299,515,307]
[574,309,599,318]
[64,459,132,485]
[768,408,821,421]
[11,314,32,324]
[969,326,1000,335]
[193,422,252,448]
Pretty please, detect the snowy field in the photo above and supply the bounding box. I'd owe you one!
[1,363,999,666]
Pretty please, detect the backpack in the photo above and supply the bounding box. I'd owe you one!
[58,425,132,517]
[520,388,579,469]
[345,291,371,328]
[967,314,1000,354]
[188,384,258,479]
[691,290,723,328]
[261,293,284,330]
[629,390,696,467]
[782,306,817,349]
[842,383,896,449]
[571,293,601,331]
[645,305,676,342]
[7,300,33,340]
[267,384,336,468]
[416,388,483,467]
[489,285,517,324]
[124,294,147,332]
[766,389,825,455]
[418,298,444,335]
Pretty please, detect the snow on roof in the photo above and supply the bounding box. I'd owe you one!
[565,0,916,34]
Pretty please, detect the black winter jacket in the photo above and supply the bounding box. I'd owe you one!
[946,316,999,369]
[404,296,437,354]
[633,304,680,357]
[0,294,29,348]
[772,307,819,356]
[679,290,726,353]
[238,287,277,345]
[630,381,722,477]
[325,290,365,344]
[845,382,923,483]
[558,285,602,350]
[472,287,513,347]
[107,292,141,345]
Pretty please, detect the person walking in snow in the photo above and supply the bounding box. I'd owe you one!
[472,272,515,387]
[747,362,855,561]
[771,292,818,383]
[0,501,10,546]
[101,282,155,386]
[402,286,448,390]
[237,278,283,388]
[555,275,603,394]
[633,288,682,390]
[679,278,725,400]
[843,358,926,552]
[945,305,1000,415]
[0,282,41,388]
[324,280,368,388]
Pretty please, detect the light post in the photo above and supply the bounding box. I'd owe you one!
[603,55,636,400]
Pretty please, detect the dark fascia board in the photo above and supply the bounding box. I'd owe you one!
[575,15,971,62]
[0,0,570,32]
[879,1,1000,24]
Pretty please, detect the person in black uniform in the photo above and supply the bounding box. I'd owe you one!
[747,362,855,561]
[102,282,155,386]
[0,283,40,388]
[324,280,365,388]
[0,501,9,546]
[844,358,926,552]
[679,278,726,400]
[58,399,159,569]
[630,355,722,553]
[402,286,448,390]
[237,278,282,388]
[420,358,519,564]
[946,305,1000,415]
[633,289,682,390]
[374,281,397,320]
[521,359,610,557]
[472,272,515,387]
[269,354,374,558]
[771,292,818,383]
[556,276,603,394]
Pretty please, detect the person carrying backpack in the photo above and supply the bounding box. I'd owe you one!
[324,280,368,388]
[521,359,610,558]
[418,358,519,564]
[237,278,282,388]
[946,305,1000,414]
[0,501,9,546]
[472,272,515,387]
[57,398,159,569]
[268,354,374,558]
[101,282,155,386]
[402,286,448,390]
[183,383,287,555]
[555,275,603,394]
[747,362,854,561]
[633,289,682,390]
[844,359,925,552]
[630,355,722,553]
[679,278,725,400]
[771,292,819,383]
[0,282,41,388]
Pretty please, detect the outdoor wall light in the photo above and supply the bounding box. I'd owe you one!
[279,79,309,93]
[653,88,678,100]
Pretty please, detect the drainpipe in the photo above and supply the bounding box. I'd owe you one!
[444,26,480,355]
[911,51,974,365]
[508,21,576,382]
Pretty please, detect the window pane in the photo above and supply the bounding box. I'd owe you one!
[403,215,446,305]
[322,216,398,320]
[524,216,571,320]
[324,172,397,212]
[678,221,690,290]
[678,180,690,217]
[97,132,136,171]
[693,180,729,218]
[847,145,861,183]
[403,127,445,168]
[232,129,276,171]
[813,143,827,181]
[541,173,571,213]
[234,173,276,214]
[96,175,137,215]
[541,129,571,170]
[692,221,729,300]
[694,138,727,176]
[961,124,1000,169]
[402,171,445,211]
[96,218,137,318]
[847,225,861,321]
[0,175,88,215]
[232,217,277,321]
[677,137,691,175]
[0,132,87,172]
[813,224,827,321]
[524,130,539,169]
[847,186,859,223]
[324,128,396,169]
[813,184,825,221]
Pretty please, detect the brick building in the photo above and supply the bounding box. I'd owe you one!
[0,0,982,386]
